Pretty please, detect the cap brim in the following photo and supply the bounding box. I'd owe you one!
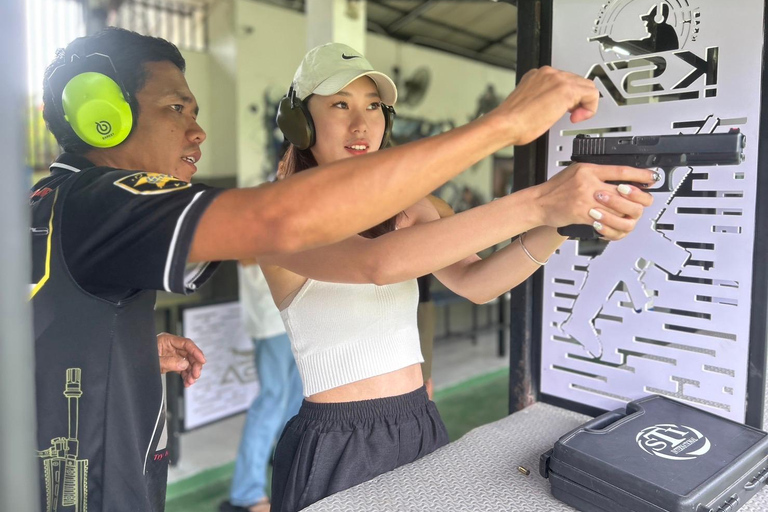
[311,69,398,105]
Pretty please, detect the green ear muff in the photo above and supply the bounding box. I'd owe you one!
[61,71,133,148]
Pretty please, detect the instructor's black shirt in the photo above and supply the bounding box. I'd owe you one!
[30,153,222,512]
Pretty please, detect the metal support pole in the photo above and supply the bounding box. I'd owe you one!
[0,1,39,511]
[508,0,552,414]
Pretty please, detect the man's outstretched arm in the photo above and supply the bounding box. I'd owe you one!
[189,67,600,262]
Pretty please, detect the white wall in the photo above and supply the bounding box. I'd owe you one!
[235,1,308,187]
[180,50,213,178]
[364,33,517,200]
[183,0,517,199]
[205,0,238,181]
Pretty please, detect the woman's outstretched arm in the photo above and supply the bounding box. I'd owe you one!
[260,170,653,289]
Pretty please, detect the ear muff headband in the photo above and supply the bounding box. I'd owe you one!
[47,52,134,148]
[276,85,396,151]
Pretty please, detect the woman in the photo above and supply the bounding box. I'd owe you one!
[263,42,655,512]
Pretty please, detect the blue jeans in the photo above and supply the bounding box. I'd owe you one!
[230,333,303,506]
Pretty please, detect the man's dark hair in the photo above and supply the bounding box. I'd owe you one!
[43,27,186,154]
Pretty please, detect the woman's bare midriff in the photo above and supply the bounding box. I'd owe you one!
[307,363,424,403]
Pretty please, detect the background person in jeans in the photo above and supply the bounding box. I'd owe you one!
[417,195,457,399]
[221,263,303,512]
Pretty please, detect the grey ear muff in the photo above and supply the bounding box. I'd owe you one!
[276,87,315,150]
[276,86,396,150]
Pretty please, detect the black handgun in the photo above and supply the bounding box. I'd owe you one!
[558,129,747,239]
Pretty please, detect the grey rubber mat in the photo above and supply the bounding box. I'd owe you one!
[305,402,768,511]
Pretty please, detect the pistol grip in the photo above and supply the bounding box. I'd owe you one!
[558,224,601,240]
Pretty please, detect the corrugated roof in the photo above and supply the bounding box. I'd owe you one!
[252,0,518,70]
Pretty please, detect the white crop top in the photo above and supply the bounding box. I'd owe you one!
[280,278,424,396]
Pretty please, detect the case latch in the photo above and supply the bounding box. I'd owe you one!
[712,494,740,512]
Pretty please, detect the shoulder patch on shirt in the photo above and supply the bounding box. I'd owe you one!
[114,172,191,195]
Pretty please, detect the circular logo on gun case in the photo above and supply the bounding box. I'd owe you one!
[636,423,711,461]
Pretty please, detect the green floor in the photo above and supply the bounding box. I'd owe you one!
[166,369,510,512]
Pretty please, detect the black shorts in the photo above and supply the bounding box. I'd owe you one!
[270,386,449,512]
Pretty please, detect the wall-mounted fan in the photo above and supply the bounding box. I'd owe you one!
[392,66,431,107]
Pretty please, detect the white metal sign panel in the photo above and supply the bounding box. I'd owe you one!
[541,0,765,422]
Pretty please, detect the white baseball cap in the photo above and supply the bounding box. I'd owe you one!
[292,42,398,105]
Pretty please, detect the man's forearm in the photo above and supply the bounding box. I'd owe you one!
[279,114,511,252]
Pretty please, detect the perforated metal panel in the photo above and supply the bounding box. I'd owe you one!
[540,0,765,422]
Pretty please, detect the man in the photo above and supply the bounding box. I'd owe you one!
[31,27,652,512]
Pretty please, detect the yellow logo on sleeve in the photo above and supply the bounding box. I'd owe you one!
[114,172,191,195]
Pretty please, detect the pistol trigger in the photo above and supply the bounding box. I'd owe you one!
[655,167,677,193]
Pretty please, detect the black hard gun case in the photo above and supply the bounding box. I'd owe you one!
[539,395,768,512]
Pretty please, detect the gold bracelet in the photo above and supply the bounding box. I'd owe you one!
[519,232,549,265]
